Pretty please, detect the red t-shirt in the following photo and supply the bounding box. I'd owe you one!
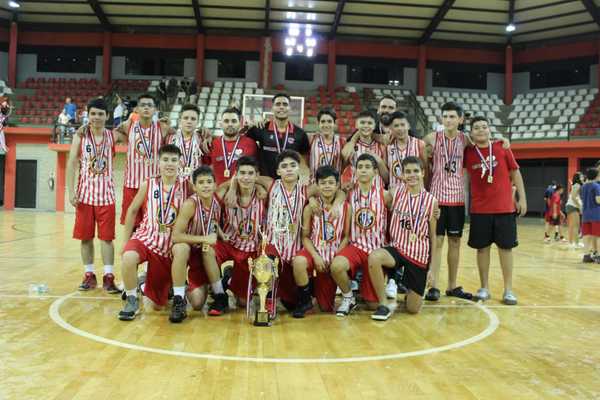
[208,135,258,185]
[547,192,561,216]
[464,141,519,214]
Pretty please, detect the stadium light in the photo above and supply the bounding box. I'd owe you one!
[286,47,293,56]
[8,1,20,8]
[305,37,316,47]
[289,23,300,36]
[306,48,314,57]
[285,22,317,57]
[506,24,516,32]
[305,25,313,37]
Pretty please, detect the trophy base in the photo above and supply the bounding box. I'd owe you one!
[254,311,271,327]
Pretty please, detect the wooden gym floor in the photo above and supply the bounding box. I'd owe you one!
[1,210,599,400]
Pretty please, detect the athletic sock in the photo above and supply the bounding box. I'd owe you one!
[211,280,224,294]
[125,289,137,297]
[298,284,311,303]
[103,265,113,274]
[342,290,353,298]
[84,264,94,273]
[173,286,185,298]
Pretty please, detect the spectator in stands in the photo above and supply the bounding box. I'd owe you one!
[113,95,124,127]
[566,172,584,249]
[189,78,198,96]
[80,109,89,125]
[544,184,566,243]
[581,168,600,263]
[167,77,178,107]
[157,79,167,112]
[57,110,71,142]
[63,97,77,124]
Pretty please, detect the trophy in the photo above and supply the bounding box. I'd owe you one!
[247,240,279,327]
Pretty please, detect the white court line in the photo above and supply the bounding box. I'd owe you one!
[49,292,500,364]
[0,294,120,300]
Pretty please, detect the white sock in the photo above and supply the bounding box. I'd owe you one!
[103,265,113,274]
[173,286,185,298]
[342,291,353,298]
[211,280,224,294]
[125,289,137,297]
[84,264,94,273]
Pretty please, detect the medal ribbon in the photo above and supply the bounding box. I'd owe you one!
[180,130,196,168]
[135,122,153,160]
[279,181,299,226]
[159,180,178,227]
[199,197,217,236]
[406,188,424,237]
[273,122,290,154]
[474,141,493,179]
[88,126,107,168]
[317,134,336,166]
[221,135,241,171]
[440,132,458,172]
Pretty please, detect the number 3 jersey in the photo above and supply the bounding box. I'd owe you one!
[429,131,466,206]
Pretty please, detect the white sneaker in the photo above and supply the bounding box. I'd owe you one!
[474,288,491,301]
[336,295,357,316]
[577,242,585,248]
[350,280,359,291]
[502,290,517,305]
[385,279,398,299]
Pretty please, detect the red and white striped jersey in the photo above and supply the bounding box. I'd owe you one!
[387,136,424,190]
[132,176,190,257]
[76,127,115,206]
[429,131,466,206]
[186,194,222,239]
[223,192,265,253]
[309,134,343,179]
[124,120,163,189]
[166,130,203,179]
[348,178,388,253]
[350,139,386,185]
[266,180,307,263]
[308,200,347,265]
[389,186,436,268]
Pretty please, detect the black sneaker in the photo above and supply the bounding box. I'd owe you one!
[118,295,139,321]
[292,298,313,318]
[208,293,229,316]
[446,286,473,300]
[425,287,441,301]
[221,264,233,292]
[583,254,594,263]
[371,305,392,321]
[169,295,187,323]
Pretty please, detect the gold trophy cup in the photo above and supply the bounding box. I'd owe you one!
[247,241,279,327]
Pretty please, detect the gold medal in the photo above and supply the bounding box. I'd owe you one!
[145,158,153,166]
[289,223,296,233]
[159,224,166,233]
[224,169,230,178]
[202,244,209,252]
[410,233,417,242]
[487,175,493,184]
[184,167,192,176]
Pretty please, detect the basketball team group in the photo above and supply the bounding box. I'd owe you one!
[66,92,528,323]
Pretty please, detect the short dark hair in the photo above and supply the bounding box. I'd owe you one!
[317,107,337,122]
[158,144,181,157]
[389,110,408,123]
[181,103,199,116]
[137,93,156,104]
[192,165,215,183]
[272,93,291,104]
[315,165,340,183]
[401,156,423,170]
[222,107,241,119]
[555,184,564,191]
[357,109,377,121]
[471,116,489,126]
[236,156,258,171]
[356,153,378,169]
[379,94,397,105]
[87,97,107,113]
[586,167,599,181]
[441,101,464,117]
[276,149,301,167]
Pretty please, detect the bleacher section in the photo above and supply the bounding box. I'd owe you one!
[417,91,505,138]
[508,88,598,140]
[303,86,365,136]
[163,80,262,133]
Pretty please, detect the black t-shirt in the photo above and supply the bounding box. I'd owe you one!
[247,121,309,178]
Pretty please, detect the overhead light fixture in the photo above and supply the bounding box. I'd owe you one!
[506,23,516,32]
[305,24,313,37]
[305,37,316,47]
[289,23,300,36]
[286,11,296,20]
[8,1,20,8]
[286,47,293,56]
[306,48,314,57]
[296,44,304,53]
[285,37,296,47]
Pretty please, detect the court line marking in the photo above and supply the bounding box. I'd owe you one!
[49,291,500,364]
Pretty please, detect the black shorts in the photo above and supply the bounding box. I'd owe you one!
[436,205,465,237]
[383,247,428,297]
[468,213,518,250]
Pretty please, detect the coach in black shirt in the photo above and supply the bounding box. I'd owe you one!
[246,93,309,177]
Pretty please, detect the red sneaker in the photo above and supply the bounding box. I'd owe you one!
[102,273,121,294]
[78,272,97,291]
